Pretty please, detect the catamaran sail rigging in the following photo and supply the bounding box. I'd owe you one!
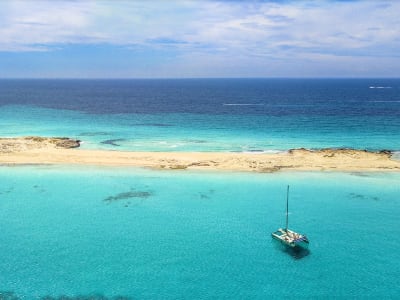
[271,185,309,249]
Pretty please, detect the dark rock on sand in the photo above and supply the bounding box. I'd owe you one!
[52,137,81,148]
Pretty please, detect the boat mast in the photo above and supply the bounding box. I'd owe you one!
[285,185,289,232]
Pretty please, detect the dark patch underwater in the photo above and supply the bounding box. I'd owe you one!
[100,139,126,147]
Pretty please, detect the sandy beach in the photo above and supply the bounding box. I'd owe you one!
[1,136,399,172]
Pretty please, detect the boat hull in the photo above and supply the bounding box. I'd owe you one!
[271,229,309,249]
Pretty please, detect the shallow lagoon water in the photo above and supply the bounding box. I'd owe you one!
[1,166,399,299]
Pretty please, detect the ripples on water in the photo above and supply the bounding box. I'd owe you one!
[0,79,399,152]
[0,168,399,298]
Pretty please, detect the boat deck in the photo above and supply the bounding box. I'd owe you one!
[272,228,309,248]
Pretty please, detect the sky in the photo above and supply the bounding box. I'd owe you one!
[0,0,399,78]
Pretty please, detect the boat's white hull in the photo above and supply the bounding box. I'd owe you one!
[272,228,309,249]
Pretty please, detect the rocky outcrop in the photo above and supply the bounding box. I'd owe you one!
[51,137,81,148]
[288,148,392,157]
[0,136,81,153]
[25,136,81,149]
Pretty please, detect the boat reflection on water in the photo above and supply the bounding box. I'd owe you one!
[272,238,311,260]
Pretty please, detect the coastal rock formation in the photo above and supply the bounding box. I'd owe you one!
[51,137,81,149]
[0,136,80,153]
[288,148,392,158]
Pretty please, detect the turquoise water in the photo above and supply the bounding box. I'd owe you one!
[1,79,400,152]
[1,79,400,298]
[1,166,399,299]
[1,105,399,152]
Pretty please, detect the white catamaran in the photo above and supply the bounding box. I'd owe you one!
[271,186,309,249]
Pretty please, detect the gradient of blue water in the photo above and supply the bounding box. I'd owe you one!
[0,166,399,299]
[1,79,399,152]
[1,79,400,298]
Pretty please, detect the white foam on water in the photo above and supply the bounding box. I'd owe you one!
[223,103,264,106]
[392,151,400,161]
[369,100,400,103]
[242,149,288,155]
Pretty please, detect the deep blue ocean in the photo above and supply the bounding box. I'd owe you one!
[0,79,399,152]
[0,79,400,299]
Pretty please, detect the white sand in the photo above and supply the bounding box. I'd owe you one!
[1,137,399,172]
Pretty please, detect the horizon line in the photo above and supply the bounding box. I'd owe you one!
[1,76,399,80]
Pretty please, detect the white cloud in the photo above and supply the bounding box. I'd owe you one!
[0,0,399,77]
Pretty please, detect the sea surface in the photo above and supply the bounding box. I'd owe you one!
[0,79,400,299]
[0,167,399,299]
[0,79,399,152]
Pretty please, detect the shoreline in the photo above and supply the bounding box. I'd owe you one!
[1,137,400,173]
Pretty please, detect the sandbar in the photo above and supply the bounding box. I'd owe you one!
[1,136,399,173]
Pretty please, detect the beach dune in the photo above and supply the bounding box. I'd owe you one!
[1,136,399,172]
